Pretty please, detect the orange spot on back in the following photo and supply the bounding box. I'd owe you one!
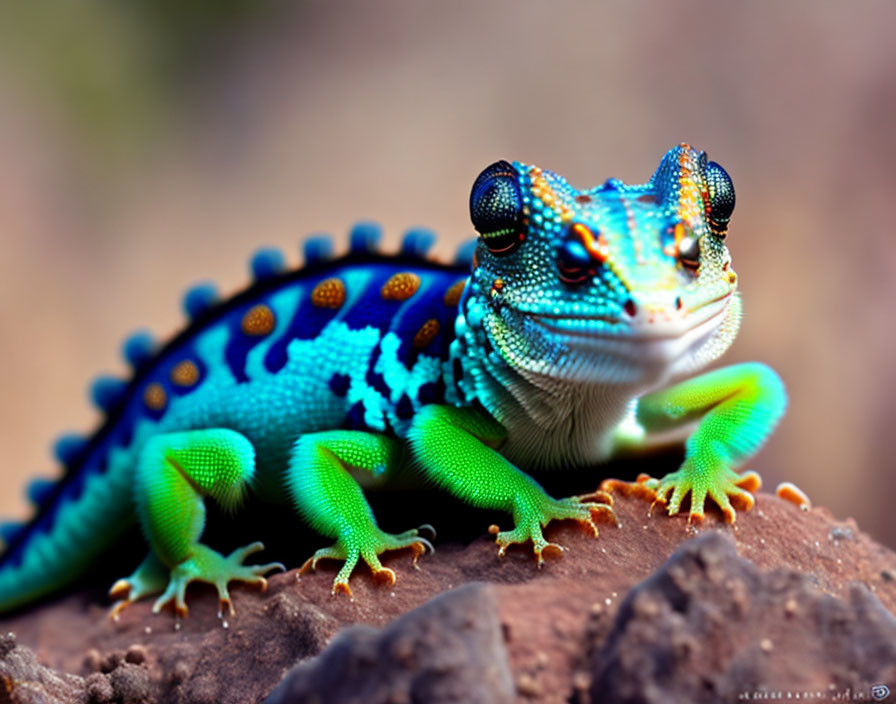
[144,383,167,411]
[311,278,346,309]
[443,278,467,307]
[381,272,421,301]
[413,319,441,349]
[170,360,200,387]
[241,304,276,336]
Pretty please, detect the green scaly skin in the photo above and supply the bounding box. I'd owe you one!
[0,143,786,615]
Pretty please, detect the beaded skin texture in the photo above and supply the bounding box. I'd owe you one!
[0,143,786,614]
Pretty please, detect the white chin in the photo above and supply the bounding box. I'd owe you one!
[543,298,740,387]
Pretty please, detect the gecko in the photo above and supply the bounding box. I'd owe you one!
[0,143,786,617]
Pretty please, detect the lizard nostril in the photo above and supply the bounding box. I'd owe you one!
[623,299,637,318]
[675,296,683,311]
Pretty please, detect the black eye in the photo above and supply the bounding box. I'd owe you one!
[470,161,524,256]
[704,161,735,236]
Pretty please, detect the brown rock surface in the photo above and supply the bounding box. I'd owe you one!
[582,532,896,703]
[1,490,894,703]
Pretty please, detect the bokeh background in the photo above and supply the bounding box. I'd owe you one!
[1,2,895,545]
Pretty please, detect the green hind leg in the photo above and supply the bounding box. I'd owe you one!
[407,405,616,564]
[110,429,284,618]
[287,430,433,598]
[625,362,786,522]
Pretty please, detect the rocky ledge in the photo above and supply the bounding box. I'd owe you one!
[1,487,895,704]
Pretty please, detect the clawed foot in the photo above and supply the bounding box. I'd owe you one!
[155,542,284,617]
[490,493,617,567]
[109,552,168,621]
[634,467,761,524]
[110,542,284,619]
[298,525,434,598]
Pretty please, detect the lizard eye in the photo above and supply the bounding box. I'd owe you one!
[677,235,701,270]
[704,161,735,236]
[470,161,524,256]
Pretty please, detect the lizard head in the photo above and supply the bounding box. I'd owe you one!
[464,143,741,387]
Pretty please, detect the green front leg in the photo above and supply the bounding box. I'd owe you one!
[286,430,433,597]
[407,405,615,564]
[632,362,786,522]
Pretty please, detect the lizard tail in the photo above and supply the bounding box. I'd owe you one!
[0,436,136,613]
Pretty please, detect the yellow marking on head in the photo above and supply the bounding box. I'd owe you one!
[530,170,560,213]
[673,222,687,246]
[241,304,276,336]
[381,272,421,301]
[572,223,609,263]
[443,279,467,307]
[170,360,200,387]
[311,277,347,309]
[677,152,703,224]
[413,319,441,349]
[144,383,167,411]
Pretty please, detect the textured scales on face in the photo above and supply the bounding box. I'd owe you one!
[461,143,741,390]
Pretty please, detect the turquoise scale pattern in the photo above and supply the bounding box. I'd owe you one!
[0,226,471,612]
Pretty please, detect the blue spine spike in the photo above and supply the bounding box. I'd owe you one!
[26,478,56,506]
[303,235,333,265]
[454,239,477,266]
[400,228,436,258]
[53,433,87,466]
[90,376,127,412]
[249,248,286,281]
[349,222,382,254]
[0,522,24,547]
[122,330,154,368]
[182,282,219,320]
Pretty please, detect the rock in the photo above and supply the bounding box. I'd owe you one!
[0,632,85,704]
[1,491,895,703]
[263,582,514,704]
[586,532,896,704]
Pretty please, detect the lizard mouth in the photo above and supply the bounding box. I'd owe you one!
[519,293,734,366]
[524,292,732,341]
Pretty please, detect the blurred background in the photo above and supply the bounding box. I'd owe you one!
[1,2,895,545]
